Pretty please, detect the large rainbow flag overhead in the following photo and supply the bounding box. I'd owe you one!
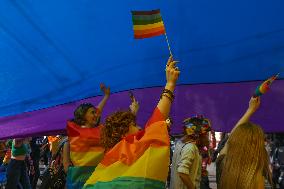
[83,108,170,189]
[66,122,105,189]
[0,0,284,139]
[132,9,166,39]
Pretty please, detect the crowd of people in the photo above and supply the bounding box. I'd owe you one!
[0,56,280,189]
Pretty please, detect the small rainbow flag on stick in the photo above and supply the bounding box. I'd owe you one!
[131,9,173,55]
[253,73,279,97]
[131,9,165,39]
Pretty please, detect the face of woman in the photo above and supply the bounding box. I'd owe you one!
[84,107,100,127]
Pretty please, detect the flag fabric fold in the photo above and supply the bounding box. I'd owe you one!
[83,108,170,189]
[66,122,105,189]
[132,9,166,39]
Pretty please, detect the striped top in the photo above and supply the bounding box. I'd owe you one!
[83,108,170,189]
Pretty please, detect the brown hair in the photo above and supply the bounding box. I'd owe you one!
[219,122,272,189]
[101,111,136,150]
[73,103,96,126]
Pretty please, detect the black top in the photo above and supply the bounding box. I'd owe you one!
[30,137,45,159]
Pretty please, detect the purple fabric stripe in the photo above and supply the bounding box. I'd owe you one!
[0,80,283,139]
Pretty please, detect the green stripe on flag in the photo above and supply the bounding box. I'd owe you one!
[67,166,96,188]
[132,17,162,25]
[83,176,165,189]
[132,14,162,21]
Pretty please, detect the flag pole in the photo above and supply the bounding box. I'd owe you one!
[164,32,173,57]
[160,10,173,56]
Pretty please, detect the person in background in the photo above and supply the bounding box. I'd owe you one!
[6,138,32,189]
[29,136,45,189]
[214,133,229,188]
[47,136,59,157]
[2,140,12,165]
[196,115,213,189]
[166,117,175,188]
[0,140,10,173]
[0,141,6,164]
[170,116,203,189]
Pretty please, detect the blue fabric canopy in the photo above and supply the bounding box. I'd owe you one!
[0,0,283,139]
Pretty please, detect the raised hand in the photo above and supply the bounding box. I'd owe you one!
[166,56,180,87]
[248,96,260,113]
[100,83,110,97]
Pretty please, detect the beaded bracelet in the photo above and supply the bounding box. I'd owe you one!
[160,93,174,103]
[162,89,175,100]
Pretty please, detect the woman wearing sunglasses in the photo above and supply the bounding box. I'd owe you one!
[170,116,206,189]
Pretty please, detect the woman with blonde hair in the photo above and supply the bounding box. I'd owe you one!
[218,97,272,189]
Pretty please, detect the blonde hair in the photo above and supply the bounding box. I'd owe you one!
[219,122,272,189]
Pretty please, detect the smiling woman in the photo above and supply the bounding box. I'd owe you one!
[62,84,110,189]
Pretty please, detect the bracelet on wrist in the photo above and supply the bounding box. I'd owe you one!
[160,93,174,103]
[162,89,175,100]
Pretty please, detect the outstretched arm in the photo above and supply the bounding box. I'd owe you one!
[231,96,260,134]
[97,83,110,112]
[157,56,180,118]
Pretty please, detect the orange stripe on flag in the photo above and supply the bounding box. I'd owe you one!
[134,30,165,39]
[134,26,165,35]
[100,120,169,166]
[133,21,164,30]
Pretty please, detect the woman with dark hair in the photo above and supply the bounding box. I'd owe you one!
[83,56,180,188]
[63,84,110,189]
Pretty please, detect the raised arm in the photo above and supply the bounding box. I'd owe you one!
[157,56,180,118]
[129,96,140,116]
[231,96,260,134]
[97,83,110,112]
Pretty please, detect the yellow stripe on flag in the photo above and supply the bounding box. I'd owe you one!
[133,21,164,30]
[84,146,169,186]
[70,151,104,167]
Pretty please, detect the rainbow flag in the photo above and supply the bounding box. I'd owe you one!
[83,108,170,189]
[254,74,279,97]
[132,9,166,39]
[66,121,105,189]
